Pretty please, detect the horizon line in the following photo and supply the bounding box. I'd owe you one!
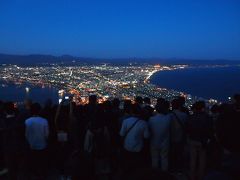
[0,52,240,61]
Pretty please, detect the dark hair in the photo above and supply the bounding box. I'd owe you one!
[31,103,42,116]
[143,97,151,105]
[131,103,142,116]
[156,100,169,114]
[233,94,240,103]
[135,96,143,104]
[157,97,165,105]
[178,96,186,106]
[4,102,15,114]
[123,100,132,114]
[141,106,154,120]
[112,98,120,108]
[171,98,181,110]
[89,95,97,104]
[192,101,205,112]
[218,103,232,114]
[233,94,240,110]
[216,108,240,153]
[211,104,219,114]
[102,100,112,110]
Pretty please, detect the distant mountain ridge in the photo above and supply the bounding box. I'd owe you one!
[0,53,97,65]
[0,53,239,65]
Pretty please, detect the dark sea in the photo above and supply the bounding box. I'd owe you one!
[150,66,240,102]
[0,82,59,104]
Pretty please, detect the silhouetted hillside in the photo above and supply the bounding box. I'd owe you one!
[0,54,94,65]
[0,53,239,66]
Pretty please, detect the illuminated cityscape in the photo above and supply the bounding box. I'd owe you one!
[0,63,208,106]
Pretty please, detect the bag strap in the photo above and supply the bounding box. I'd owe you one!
[124,119,140,140]
[172,112,185,130]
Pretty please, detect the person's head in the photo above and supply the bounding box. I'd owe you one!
[192,101,206,113]
[102,100,112,111]
[4,102,15,115]
[233,94,240,104]
[156,100,169,114]
[218,103,232,114]
[143,97,151,105]
[112,98,120,109]
[141,106,154,120]
[211,104,220,114]
[123,100,132,114]
[131,103,142,117]
[165,100,170,111]
[96,103,105,116]
[171,98,181,110]
[178,96,186,107]
[88,95,97,105]
[31,103,42,116]
[157,97,165,105]
[233,94,240,110]
[135,96,143,105]
[216,108,240,153]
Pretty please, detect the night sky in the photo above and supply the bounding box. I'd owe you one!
[0,0,240,59]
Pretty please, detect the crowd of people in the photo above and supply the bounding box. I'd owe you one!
[0,94,240,180]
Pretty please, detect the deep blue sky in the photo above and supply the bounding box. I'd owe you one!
[0,0,240,59]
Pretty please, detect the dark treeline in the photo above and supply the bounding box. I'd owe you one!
[0,94,240,180]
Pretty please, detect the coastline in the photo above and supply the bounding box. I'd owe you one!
[0,80,59,104]
[146,68,202,101]
[148,66,240,102]
[144,69,160,83]
[2,64,238,105]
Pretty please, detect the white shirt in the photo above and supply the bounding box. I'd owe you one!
[25,116,49,150]
[120,117,149,152]
[148,114,171,149]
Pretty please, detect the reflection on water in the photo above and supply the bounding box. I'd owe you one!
[0,81,59,104]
